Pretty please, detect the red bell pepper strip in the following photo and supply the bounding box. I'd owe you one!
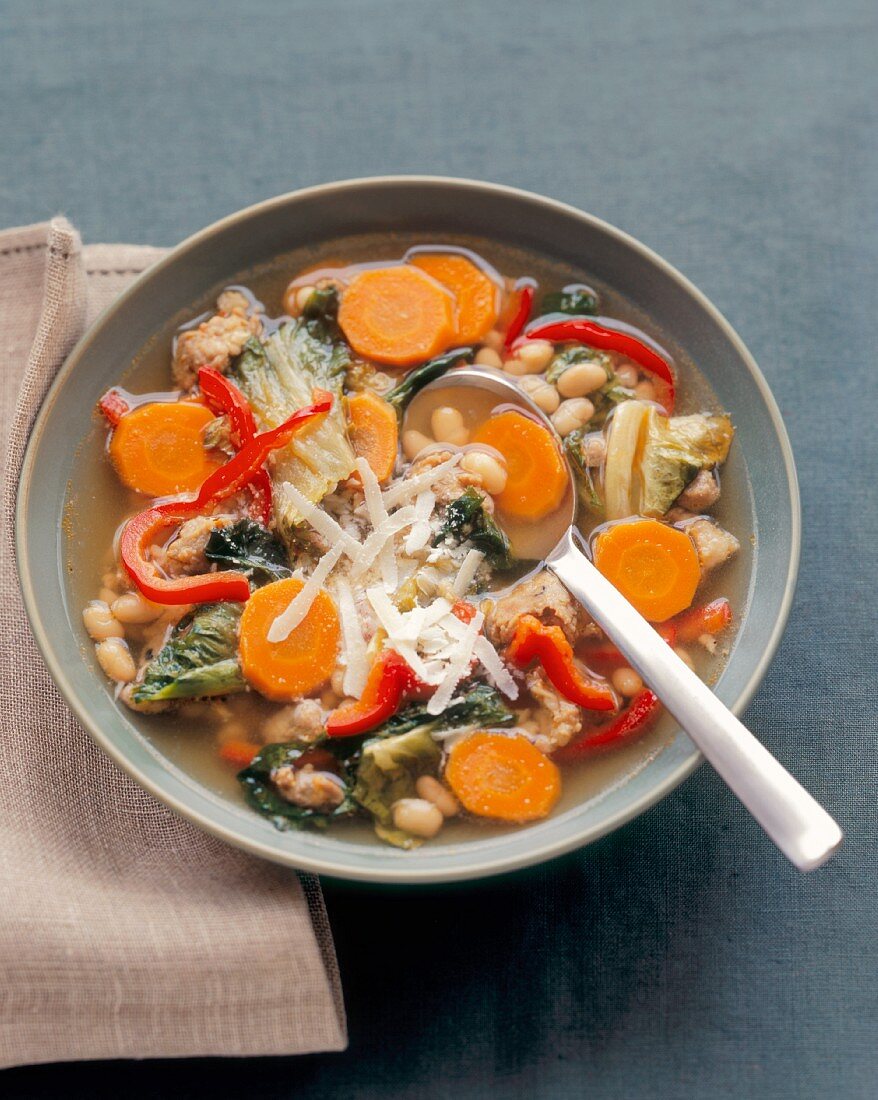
[516,318,676,412]
[198,367,273,524]
[326,650,427,738]
[503,283,535,350]
[673,598,732,643]
[553,689,661,762]
[120,393,332,605]
[451,599,478,624]
[582,623,677,668]
[97,387,132,427]
[506,614,616,711]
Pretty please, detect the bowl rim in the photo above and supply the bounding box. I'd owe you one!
[15,175,801,883]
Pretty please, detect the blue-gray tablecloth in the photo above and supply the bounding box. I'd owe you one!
[1,1,875,1096]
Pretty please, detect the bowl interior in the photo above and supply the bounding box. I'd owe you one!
[16,178,799,882]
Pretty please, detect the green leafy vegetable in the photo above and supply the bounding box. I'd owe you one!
[564,429,604,515]
[353,686,515,847]
[434,487,512,568]
[639,408,734,517]
[385,347,474,417]
[231,330,356,539]
[353,727,442,848]
[204,519,291,585]
[132,602,245,703]
[237,742,356,831]
[540,283,600,317]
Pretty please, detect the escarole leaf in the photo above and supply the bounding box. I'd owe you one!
[132,602,245,703]
[385,347,475,417]
[434,487,512,568]
[238,741,356,831]
[564,429,604,515]
[204,519,291,585]
[540,283,600,318]
[639,408,734,517]
[353,727,442,849]
[230,328,356,540]
[604,401,650,520]
[369,684,516,741]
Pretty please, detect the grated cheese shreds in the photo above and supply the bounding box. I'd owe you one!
[404,489,435,555]
[381,454,461,510]
[473,636,519,699]
[335,577,369,697]
[267,542,344,643]
[356,457,397,592]
[278,482,362,559]
[451,549,485,597]
[350,506,419,578]
[426,610,484,715]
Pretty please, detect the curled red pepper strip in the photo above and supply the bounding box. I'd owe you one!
[582,624,677,668]
[120,394,332,605]
[97,388,131,427]
[326,650,428,738]
[673,597,732,643]
[506,614,617,711]
[503,283,535,350]
[517,318,676,412]
[553,689,660,762]
[198,367,273,524]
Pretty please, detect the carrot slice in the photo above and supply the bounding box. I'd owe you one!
[108,401,223,497]
[445,732,561,823]
[338,265,456,367]
[471,410,567,521]
[346,390,399,483]
[409,253,500,343]
[219,740,261,767]
[239,578,340,702]
[593,519,700,623]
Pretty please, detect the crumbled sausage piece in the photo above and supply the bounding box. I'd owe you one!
[261,699,328,745]
[407,449,494,511]
[486,569,594,648]
[271,764,345,812]
[686,518,740,574]
[157,515,233,577]
[676,469,720,512]
[525,668,583,754]
[172,296,262,389]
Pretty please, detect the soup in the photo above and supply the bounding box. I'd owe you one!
[76,237,745,849]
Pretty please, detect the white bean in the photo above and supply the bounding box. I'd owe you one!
[461,450,508,495]
[615,362,639,387]
[402,429,434,460]
[415,775,460,818]
[612,666,644,697]
[112,592,164,624]
[556,360,608,398]
[391,798,444,839]
[519,375,561,414]
[516,339,554,373]
[502,356,532,376]
[295,285,316,312]
[82,600,125,641]
[551,397,595,437]
[482,328,505,351]
[95,637,136,683]
[634,380,657,402]
[99,586,119,606]
[431,406,469,446]
[474,347,503,370]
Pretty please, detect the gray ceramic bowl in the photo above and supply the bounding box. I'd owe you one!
[15,177,800,883]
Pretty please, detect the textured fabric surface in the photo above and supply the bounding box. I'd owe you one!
[0,220,346,1068]
[0,0,875,1097]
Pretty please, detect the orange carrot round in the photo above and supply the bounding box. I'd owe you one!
[471,410,568,521]
[446,732,561,823]
[593,519,700,622]
[346,390,399,483]
[239,578,340,702]
[409,252,500,343]
[108,401,222,497]
[338,265,456,367]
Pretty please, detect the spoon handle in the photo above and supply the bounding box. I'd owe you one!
[547,532,842,871]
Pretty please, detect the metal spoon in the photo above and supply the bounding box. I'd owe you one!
[414,366,842,871]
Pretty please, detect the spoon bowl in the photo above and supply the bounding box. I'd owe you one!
[422,365,843,871]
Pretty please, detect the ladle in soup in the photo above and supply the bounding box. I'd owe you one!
[416,366,842,871]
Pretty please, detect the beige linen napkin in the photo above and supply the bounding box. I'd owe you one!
[0,218,347,1069]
